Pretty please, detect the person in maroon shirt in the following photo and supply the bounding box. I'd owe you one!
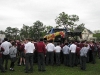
[36,38,46,72]
[89,41,95,63]
[16,40,21,65]
[32,40,38,63]
[98,42,100,59]
[75,44,81,66]
[19,41,25,66]
[0,44,6,73]
[91,41,96,64]
[79,41,84,49]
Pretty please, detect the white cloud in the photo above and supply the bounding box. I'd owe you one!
[0,0,100,31]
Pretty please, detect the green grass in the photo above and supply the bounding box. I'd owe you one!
[1,58,100,75]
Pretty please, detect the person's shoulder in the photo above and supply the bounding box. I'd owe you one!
[67,46,70,48]
[25,43,28,46]
[81,47,84,50]
[11,46,16,49]
[51,43,54,45]
[66,46,69,48]
[10,46,13,49]
[58,45,61,48]
[14,47,17,50]
[1,41,5,44]
[69,44,72,47]
[8,42,12,45]
[47,43,50,45]
[31,43,35,46]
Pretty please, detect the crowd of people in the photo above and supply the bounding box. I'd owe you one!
[0,37,100,73]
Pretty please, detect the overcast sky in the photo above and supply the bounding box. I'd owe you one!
[0,0,100,31]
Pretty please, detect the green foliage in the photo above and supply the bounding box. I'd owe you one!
[18,21,53,40]
[5,27,19,40]
[93,33,100,41]
[74,23,85,32]
[4,21,52,40]
[0,30,5,34]
[44,25,53,34]
[77,23,85,30]
[55,12,79,31]
[94,30,100,34]
[20,24,30,39]
[1,12,86,40]
[32,20,45,40]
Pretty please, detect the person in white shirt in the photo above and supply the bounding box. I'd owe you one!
[69,41,77,67]
[62,43,70,66]
[46,40,55,66]
[24,38,35,73]
[54,43,61,66]
[1,38,12,70]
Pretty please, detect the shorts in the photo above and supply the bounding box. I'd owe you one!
[20,52,25,58]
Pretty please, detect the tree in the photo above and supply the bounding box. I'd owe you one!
[45,26,53,33]
[55,12,79,31]
[11,28,19,40]
[5,27,19,40]
[75,23,85,31]
[20,24,30,39]
[28,26,34,39]
[93,30,100,41]
[32,20,45,40]
[0,30,5,34]
[5,27,13,39]
[94,30,100,34]
[93,33,100,41]
[19,22,51,40]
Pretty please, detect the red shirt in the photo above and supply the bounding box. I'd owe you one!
[20,44,25,52]
[97,45,100,52]
[0,53,2,58]
[36,42,46,54]
[79,43,84,48]
[76,47,81,56]
[0,46,4,58]
[16,42,21,51]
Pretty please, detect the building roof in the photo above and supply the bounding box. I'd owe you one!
[74,27,84,32]
[86,29,93,34]
[74,27,93,34]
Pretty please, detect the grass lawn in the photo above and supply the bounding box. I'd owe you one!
[1,58,100,75]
